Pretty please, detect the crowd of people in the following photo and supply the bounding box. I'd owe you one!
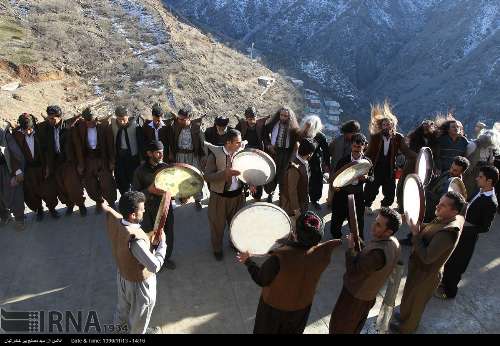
[1,101,499,334]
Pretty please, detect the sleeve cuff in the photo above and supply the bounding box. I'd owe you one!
[15,169,22,176]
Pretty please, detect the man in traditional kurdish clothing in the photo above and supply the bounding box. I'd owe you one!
[13,113,59,221]
[204,128,245,261]
[168,108,204,210]
[327,120,361,207]
[132,140,176,270]
[142,104,170,157]
[110,106,144,195]
[204,115,231,147]
[280,137,316,218]
[0,120,25,230]
[364,102,416,214]
[73,108,117,213]
[235,107,268,201]
[390,191,466,334]
[237,211,341,334]
[329,207,401,334]
[330,133,372,240]
[38,106,86,216]
[437,165,498,299]
[105,191,164,334]
[263,106,300,203]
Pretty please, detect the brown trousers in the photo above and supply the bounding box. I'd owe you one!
[329,286,375,334]
[24,166,58,212]
[83,156,117,205]
[207,191,245,253]
[53,161,85,207]
[399,255,442,333]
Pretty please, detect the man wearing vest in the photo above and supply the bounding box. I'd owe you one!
[105,191,164,334]
[330,133,373,240]
[437,165,498,299]
[13,113,59,221]
[390,191,466,334]
[142,104,170,158]
[235,107,269,201]
[111,106,144,195]
[73,108,117,213]
[280,137,316,218]
[329,207,401,334]
[132,140,176,270]
[204,128,245,261]
[38,106,87,217]
[237,211,341,334]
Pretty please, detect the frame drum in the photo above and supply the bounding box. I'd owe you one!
[415,147,434,186]
[448,177,468,200]
[154,163,204,199]
[230,202,292,256]
[232,149,276,186]
[403,174,426,225]
[331,159,372,188]
[347,195,362,252]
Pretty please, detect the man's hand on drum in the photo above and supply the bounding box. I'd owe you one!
[237,251,250,264]
[152,230,166,247]
[406,212,420,236]
[147,183,165,196]
[249,185,257,194]
[225,168,240,179]
[267,144,276,156]
[346,234,355,249]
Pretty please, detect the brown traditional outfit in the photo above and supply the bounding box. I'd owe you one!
[204,145,245,253]
[73,119,117,205]
[280,155,309,216]
[330,237,400,334]
[397,216,464,333]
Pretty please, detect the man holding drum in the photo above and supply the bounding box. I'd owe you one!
[132,140,176,270]
[390,191,466,334]
[204,128,245,261]
[329,207,401,334]
[237,211,341,334]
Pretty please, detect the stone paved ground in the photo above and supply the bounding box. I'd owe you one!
[1,184,499,334]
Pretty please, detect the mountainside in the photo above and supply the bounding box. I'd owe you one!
[0,0,302,125]
[164,0,500,131]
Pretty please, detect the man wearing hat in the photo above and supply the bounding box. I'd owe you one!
[280,137,316,218]
[168,108,204,210]
[142,103,170,158]
[13,113,59,221]
[38,105,87,216]
[73,107,117,213]
[236,107,269,201]
[204,115,232,147]
[329,207,401,334]
[237,211,342,334]
[132,140,176,270]
[110,106,144,195]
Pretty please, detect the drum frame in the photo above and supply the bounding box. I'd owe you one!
[448,177,468,200]
[232,148,276,186]
[229,202,292,256]
[331,159,372,188]
[415,147,434,187]
[153,163,204,199]
[347,194,362,252]
[403,174,426,226]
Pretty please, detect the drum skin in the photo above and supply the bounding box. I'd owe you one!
[154,163,204,199]
[403,174,425,226]
[331,159,372,188]
[232,149,276,186]
[415,147,434,187]
[230,202,291,256]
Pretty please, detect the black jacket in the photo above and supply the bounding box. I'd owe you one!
[464,192,498,234]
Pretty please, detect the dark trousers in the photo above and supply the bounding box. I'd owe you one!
[364,168,396,208]
[309,167,323,203]
[143,200,174,260]
[442,231,478,298]
[329,286,375,334]
[265,147,292,196]
[253,297,311,334]
[115,153,141,195]
[330,192,364,239]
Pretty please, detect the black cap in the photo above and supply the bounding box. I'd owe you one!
[115,106,128,117]
[46,105,62,117]
[146,140,164,152]
[152,103,164,118]
[215,116,229,127]
[295,211,324,248]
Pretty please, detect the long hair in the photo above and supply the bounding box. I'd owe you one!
[269,106,299,130]
[434,112,457,137]
[368,100,398,135]
[477,128,500,153]
[407,119,437,150]
[300,115,323,138]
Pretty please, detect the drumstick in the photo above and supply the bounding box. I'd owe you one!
[152,191,172,250]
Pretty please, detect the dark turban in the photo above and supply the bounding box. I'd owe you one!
[294,211,324,248]
[146,140,164,152]
[215,116,229,127]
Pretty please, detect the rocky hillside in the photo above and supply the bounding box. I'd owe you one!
[0,0,302,126]
[164,0,500,131]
